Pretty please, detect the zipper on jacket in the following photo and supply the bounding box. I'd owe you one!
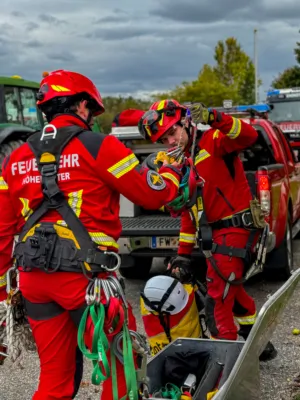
[216,187,235,211]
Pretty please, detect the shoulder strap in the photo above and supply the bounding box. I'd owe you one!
[20,125,95,251]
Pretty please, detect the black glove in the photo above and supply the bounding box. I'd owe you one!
[167,255,193,283]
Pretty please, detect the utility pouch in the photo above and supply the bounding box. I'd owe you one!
[249,198,267,229]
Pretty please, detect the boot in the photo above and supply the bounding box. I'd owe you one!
[238,325,278,362]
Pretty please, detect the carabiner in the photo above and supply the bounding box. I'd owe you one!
[101,279,112,304]
[6,267,18,295]
[85,280,96,305]
[102,251,121,272]
[107,276,128,309]
[93,279,102,305]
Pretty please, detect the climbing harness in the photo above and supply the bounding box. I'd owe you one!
[0,267,36,368]
[78,275,150,400]
[178,104,270,284]
[14,124,118,276]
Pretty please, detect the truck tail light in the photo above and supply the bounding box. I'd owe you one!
[258,173,271,221]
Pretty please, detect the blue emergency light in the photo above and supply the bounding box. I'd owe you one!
[235,104,271,112]
[209,104,271,113]
[267,89,280,97]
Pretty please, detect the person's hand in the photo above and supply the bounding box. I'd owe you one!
[163,159,180,168]
[187,102,215,125]
[167,255,193,283]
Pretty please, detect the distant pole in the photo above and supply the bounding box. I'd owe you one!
[254,28,258,103]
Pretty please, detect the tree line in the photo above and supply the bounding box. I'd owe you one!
[96,34,300,134]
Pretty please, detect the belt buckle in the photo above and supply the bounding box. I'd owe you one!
[231,214,241,227]
[241,212,253,227]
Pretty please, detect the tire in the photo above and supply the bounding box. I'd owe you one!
[0,140,25,172]
[265,214,293,281]
[119,257,153,280]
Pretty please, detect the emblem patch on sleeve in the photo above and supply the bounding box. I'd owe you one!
[146,170,166,191]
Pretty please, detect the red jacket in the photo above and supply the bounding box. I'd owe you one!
[178,112,258,255]
[0,115,181,296]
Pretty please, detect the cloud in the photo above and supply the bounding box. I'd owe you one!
[150,0,300,23]
[25,22,40,32]
[47,51,76,63]
[26,39,43,48]
[38,14,66,26]
[0,0,299,101]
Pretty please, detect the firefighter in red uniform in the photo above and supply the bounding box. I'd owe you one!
[0,72,184,400]
[138,99,277,360]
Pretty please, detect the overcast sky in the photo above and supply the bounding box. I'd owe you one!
[1,0,299,102]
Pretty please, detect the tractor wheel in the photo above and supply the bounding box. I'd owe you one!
[0,140,25,172]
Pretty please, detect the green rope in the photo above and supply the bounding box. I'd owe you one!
[77,303,110,385]
[78,301,139,400]
[167,166,191,211]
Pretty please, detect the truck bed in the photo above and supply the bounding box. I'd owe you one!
[120,215,180,236]
[120,172,257,237]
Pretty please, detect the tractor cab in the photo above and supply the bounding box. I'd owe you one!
[0,75,44,131]
[0,75,45,170]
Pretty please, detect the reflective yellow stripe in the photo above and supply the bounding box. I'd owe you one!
[160,172,179,188]
[0,177,8,190]
[235,312,256,325]
[195,149,211,165]
[51,84,70,92]
[179,232,196,244]
[227,117,241,139]
[157,100,166,126]
[68,190,83,217]
[20,198,33,220]
[213,129,220,139]
[145,126,152,137]
[57,190,83,226]
[0,273,7,288]
[107,154,139,179]
[89,232,119,249]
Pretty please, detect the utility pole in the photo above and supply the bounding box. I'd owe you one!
[254,28,259,103]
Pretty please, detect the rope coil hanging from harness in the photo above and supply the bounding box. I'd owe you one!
[78,275,150,400]
[0,267,36,368]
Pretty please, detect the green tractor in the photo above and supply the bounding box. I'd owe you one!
[0,75,45,170]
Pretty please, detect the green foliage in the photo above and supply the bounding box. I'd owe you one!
[272,66,300,89]
[95,96,151,134]
[153,37,258,106]
[95,37,260,132]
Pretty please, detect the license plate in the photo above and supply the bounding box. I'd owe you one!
[151,236,179,249]
[289,133,300,139]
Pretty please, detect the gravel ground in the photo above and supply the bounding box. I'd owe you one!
[1,246,300,400]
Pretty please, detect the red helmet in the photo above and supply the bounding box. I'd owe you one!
[138,99,187,143]
[112,109,145,127]
[36,69,105,116]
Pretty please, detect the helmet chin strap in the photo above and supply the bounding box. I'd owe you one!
[86,109,93,125]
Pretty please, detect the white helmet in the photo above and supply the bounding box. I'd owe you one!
[141,275,189,315]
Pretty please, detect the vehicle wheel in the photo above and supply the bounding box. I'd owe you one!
[0,140,25,172]
[265,214,293,280]
[119,256,153,280]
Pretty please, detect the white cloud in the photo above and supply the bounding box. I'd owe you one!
[0,0,298,101]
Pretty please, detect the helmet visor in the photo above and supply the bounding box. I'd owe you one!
[139,109,162,138]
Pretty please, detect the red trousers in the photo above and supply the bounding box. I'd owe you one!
[20,269,137,400]
[205,230,256,340]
